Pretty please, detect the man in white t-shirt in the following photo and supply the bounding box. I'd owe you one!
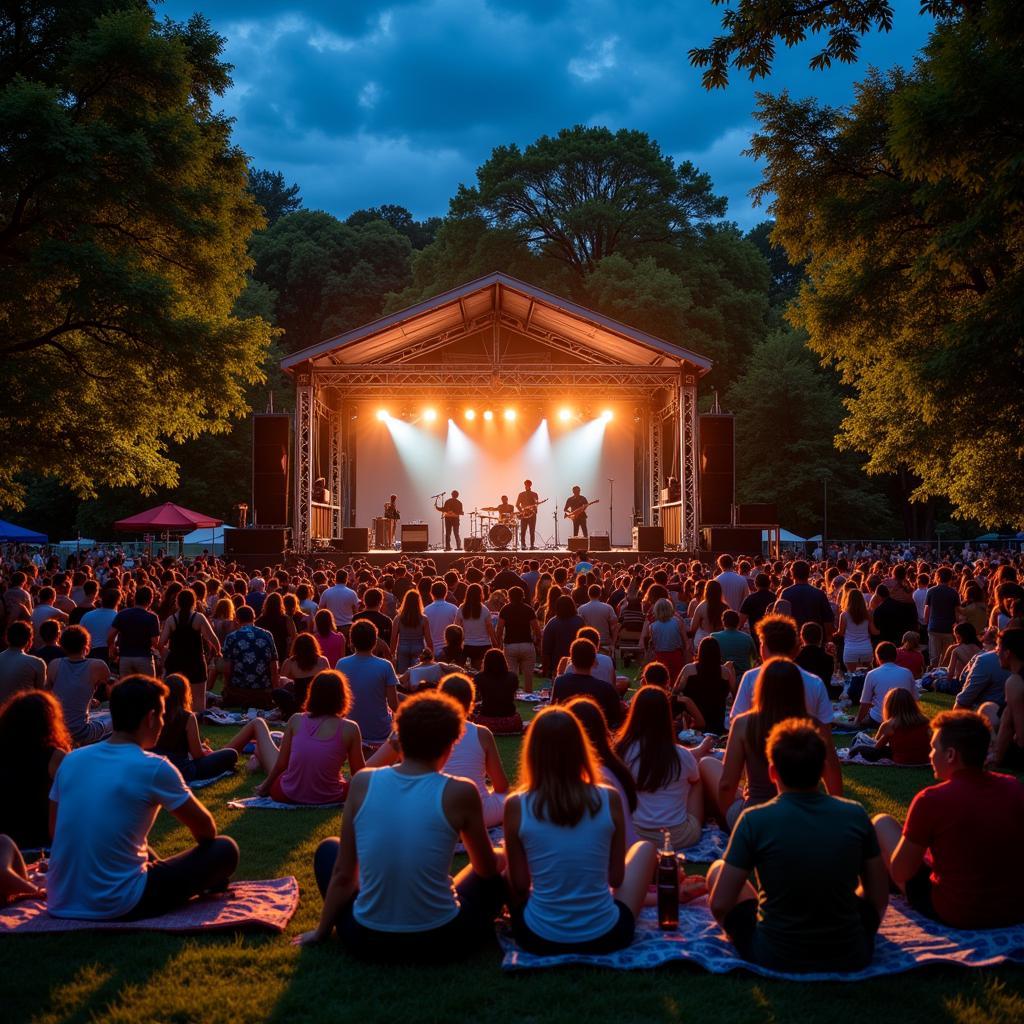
[31,586,68,633]
[578,585,619,651]
[855,643,916,726]
[318,570,360,628]
[423,579,459,655]
[714,555,751,614]
[47,675,238,920]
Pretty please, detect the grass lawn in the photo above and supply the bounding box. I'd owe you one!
[3,687,1023,1024]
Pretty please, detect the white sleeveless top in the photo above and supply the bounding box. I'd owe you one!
[352,768,459,931]
[843,616,872,652]
[519,786,619,943]
[444,721,489,796]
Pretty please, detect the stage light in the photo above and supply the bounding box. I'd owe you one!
[464,408,476,421]
[375,409,388,421]
[504,408,516,422]
[600,409,613,422]
[557,407,572,423]
[423,407,438,423]
[483,409,494,421]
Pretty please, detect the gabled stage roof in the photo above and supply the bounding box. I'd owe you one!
[281,272,712,375]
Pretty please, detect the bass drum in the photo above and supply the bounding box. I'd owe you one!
[488,523,513,549]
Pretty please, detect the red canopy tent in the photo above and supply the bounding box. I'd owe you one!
[115,502,223,532]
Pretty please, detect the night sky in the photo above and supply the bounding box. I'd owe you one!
[162,0,934,228]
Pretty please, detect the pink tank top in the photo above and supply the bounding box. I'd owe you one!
[278,715,349,804]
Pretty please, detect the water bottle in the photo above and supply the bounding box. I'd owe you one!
[657,829,679,930]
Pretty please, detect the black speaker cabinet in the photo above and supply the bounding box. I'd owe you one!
[698,413,735,526]
[225,528,289,558]
[401,524,429,552]
[736,503,778,525]
[633,525,665,553]
[567,537,590,553]
[333,528,369,553]
[702,526,762,556]
[588,534,611,551]
[252,414,290,527]
[463,536,486,553]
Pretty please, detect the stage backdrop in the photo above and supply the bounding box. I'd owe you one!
[353,408,635,547]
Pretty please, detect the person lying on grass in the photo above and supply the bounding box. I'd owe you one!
[708,718,889,974]
[503,706,656,955]
[873,708,1024,930]
[295,690,506,960]
[226,670,364,805]
[47,675,238,921]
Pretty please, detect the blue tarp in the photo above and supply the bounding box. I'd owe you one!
[0,519,47,544]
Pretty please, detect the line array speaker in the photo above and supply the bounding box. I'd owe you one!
[252,414,290,527]
[698,413,735,526]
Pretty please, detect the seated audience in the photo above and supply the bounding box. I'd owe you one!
[710,610,757,676]
[298,691,506,959]
[952,641,1009,710]
[551,638,623,729]
[47,675,238,920]
[221,606,279,710]
[274,633,331,718]
[46,625,112,746]
[873,709,1024,929]
[795,622,839,698]
[313,609,347,668]
[0,622,46,703]
[400,648,444,693]
[942,622,982,682]
[989,628,1024,771]
[472,647,522,735]
[541,596,585,678]
[709,719,888,972]
[439,674,508,827]
[0,833,44,902]
[439,624,468,668]
[504,706,655,954]
[615,686,711,850]
[848,688,931,764]
[227,670,363,805]
[32,619,64,666]
[390,591,433,674]
[894,631,925,680]
[337,621,399,748]
[675,636,735,735]
[153,674,239,784]
[643,598,689,682]
[854,642,916,727]
[0,690,70,849]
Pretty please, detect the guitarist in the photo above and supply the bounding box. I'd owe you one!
[435,490,464,551]
[564,485,590,540]
[515,479,540,549]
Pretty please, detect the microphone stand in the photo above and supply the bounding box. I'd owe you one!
[608,478,614,548]
[433,491,447,551]
[552,497,560,550]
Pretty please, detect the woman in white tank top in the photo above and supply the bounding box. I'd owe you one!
[505,707,656,954]
[296,691,506,960]
[838,589,877,669]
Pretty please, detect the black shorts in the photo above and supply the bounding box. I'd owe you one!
[723,896,880,972]
[904,865,937,920]
[511,899,634,956]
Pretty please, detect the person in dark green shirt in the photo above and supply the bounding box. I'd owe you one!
[708,718,889,973]
[711,611,757,675]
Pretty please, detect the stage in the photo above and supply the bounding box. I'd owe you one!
[294,548,695,571]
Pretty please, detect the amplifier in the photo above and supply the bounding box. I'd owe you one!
[736,503,778,525]
[702,526,762,555]
[588,534,610,551]
[331,528,369,553]
[401,524,429,552]
[633,526,665,553]
[567,537,590,553]
[224,528,289,557]
[463,536,486,553]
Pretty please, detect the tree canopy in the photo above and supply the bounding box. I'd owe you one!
[247,168,302,227]
[0,3,273,510]
[749,0,1024,527]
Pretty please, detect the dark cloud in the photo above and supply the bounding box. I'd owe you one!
[163,0,934,228]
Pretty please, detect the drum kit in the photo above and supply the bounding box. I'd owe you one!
[468,499,548,551]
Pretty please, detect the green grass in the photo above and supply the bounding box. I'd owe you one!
[3,689,1023,1024]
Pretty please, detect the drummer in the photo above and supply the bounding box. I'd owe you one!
[496,495,515,522]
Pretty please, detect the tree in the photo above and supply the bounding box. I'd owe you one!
[0,5,273,511]
[748,1,1024,527]
[745,220,805,310]
[249,210,413,353]
[247,168,302,227]
[450,126,727,277]
[689,0,967,88]
[726,329,896,536]
[346,204,441,250]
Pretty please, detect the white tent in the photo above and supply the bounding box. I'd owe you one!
[762,528,806,545]
[182,525,232,554]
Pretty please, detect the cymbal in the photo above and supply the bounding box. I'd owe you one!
[479,506,500,511]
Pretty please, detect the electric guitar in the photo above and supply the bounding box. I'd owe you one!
[515,498,548,519]
[564,499,600,521]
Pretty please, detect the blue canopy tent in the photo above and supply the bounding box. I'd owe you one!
[0,519,47,544]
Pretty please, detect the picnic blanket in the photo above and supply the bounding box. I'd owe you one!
[189,770,236,790]
[0,877,299,935]
[226,796,343,811]
[499,896,1024,978]
[515,691,550,704]
[838,749,929,768]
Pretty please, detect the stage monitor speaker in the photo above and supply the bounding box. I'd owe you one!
[633,525,665,553]
[225,528,289,558]
[702,526,761,556]
[252,414,290,527]
[401,524,429,552]
[332,528,368,553]
[698,413,735,526]
[588,535,610,551]
[736,503,778,525]
[463,537,486,553]
[567,537,590,553]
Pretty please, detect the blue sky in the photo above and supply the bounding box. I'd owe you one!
[162,0,933,230]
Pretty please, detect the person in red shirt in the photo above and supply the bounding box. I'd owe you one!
[894,631,925,680]
[873,710,1024,929]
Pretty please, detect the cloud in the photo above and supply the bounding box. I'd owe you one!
[162,0,935,225]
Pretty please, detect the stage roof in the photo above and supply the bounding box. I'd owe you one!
[281,272,712,376]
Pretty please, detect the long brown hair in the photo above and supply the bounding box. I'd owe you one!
[882,687,928,730]
[399,589,425,628]
[567,697,637,813]
[614,685,681,792]
[749,658,808,755]
[518,707,603,827]
[843,588,868,625]
[0,690,72,760]
[704,579,726,630]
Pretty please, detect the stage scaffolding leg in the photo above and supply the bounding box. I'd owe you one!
[329,401,342,540]
[294,375,313,553]
[679,378,699,552]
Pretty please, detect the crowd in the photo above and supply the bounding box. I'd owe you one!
[0,543,1022,972]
